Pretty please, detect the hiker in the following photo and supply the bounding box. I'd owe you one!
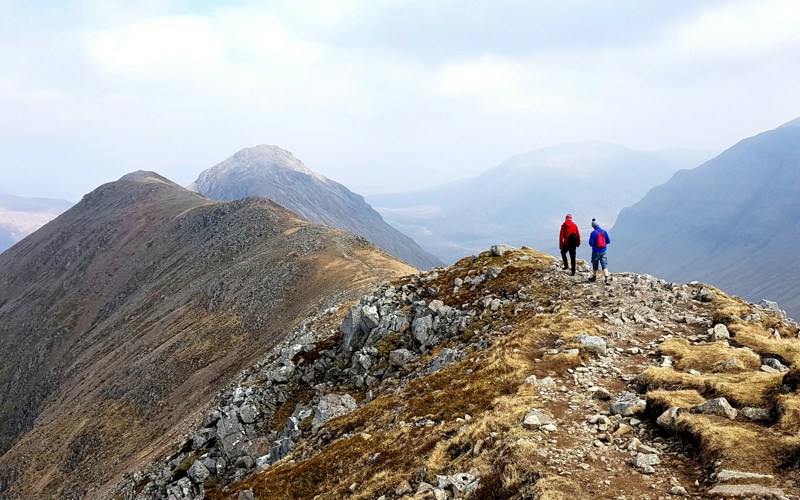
[558,214,580,275]
[588,218,611,284]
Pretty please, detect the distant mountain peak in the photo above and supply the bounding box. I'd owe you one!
[225,145,325,181]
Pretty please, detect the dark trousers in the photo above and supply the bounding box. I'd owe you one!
[561,244,577,273]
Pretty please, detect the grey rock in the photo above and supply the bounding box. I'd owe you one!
[216,409,251,457]
[487,266,503,280]
[412,315,435,348]
[574,333,608,356]
[238,402,259,425]
[632,453,660,469]
[389,348,415,367]
[670,485,687,496]
[707,484,785,498]
[361,305,380,332]
[268,364,295,383]
[341,305,363,352]
[760,300,786,318]
[395,481,413,495]
[490,244,518,256]
[238,490,255,500]
[739,407,771,422]
[691,397,737,420]
[166,478,195,500]
[428,348,466,373]
[763,358,789,372]
[693,287,714,302]
[716,469,774,482]
[313,393,357,428]
[450,472,479,493]
[187,460,210,484]
[709,323,730,340]
[523,409,557,429]
[610,392,647,416]
[656,406,681,430]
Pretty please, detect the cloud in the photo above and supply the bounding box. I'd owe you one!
[670,0,800,55]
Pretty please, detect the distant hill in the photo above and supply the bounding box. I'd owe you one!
[0,171,414,498]
[0,194,72,254]
[189,145,443,270]
[368,143,712,264]
[612,118,800,319]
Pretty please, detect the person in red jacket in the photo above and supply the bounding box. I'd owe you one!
[559,213,581,275]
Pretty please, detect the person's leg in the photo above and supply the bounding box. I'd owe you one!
[601,254,611,283]
[589,252,599,281]
[569,245,576,275]
[561,248,568,269]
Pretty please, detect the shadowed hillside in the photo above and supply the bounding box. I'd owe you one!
[0,172,414,498]
[612,118,800,319]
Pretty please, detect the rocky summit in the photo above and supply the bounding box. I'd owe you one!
[116,246,800,499]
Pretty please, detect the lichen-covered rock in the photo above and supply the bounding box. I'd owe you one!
[610,392,646,416]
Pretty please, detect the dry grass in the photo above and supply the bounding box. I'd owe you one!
[658,338,761,372]
[675,413,795,472]
[776,394,800,433]
[733,324,800,366]
[646,389,706,412]
[637,367,782,408]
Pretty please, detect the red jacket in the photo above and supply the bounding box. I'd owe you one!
[559,220,581,249]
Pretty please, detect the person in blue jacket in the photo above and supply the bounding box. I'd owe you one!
[588,218,611,284]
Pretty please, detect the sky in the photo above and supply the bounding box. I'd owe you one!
[1,0,800,202]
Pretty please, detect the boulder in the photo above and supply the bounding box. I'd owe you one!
[313,393,357,428]
[574,333,607,356]
[187,460,210,484]
[428,348,466,373]
[691,397,737,420]
[610,392,646,416]
[708,324,730,340]
[656,406,681,430]
[523,409,557,429]
[412,315,435,348]
[389,348,415,367]
[490,244,518,256]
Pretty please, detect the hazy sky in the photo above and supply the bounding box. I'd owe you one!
[2,0,799,201]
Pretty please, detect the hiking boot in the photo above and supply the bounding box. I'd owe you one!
[571,270,576,276]
[604,276,612,285]
[588,276,597,283]
[562,265,568,270]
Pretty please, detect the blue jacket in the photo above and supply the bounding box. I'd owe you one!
[589,227,610,253]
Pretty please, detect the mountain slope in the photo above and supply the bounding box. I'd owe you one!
[189,145,443,270]
[368,143,711,264]
[612,118,800,319]
[0,172,414,498]
[119,247,800,499]
[0,194,72,254]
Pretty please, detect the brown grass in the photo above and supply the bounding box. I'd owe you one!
[637,367,781,408]
[675,413,794,472]
[734,324,800,366]
[646,389,706,412]
[776,394,800,433]
[658,338,761,372]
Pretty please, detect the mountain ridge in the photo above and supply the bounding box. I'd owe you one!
[0,171,414,498]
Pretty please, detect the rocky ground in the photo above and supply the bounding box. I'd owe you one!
[117,246,800,500]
